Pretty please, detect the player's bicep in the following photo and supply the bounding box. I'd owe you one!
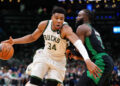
[31,21,48,41]
[67,32,79,44]
[63,25,79,44]
[76,28,85,43]
[31,28,43,41]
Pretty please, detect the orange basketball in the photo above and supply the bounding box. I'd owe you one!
[0,43,14,60]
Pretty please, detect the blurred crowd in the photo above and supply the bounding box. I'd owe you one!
[0,64,28,86]
[0,58,120,86]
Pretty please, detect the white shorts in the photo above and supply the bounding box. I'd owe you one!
[26,49,66,83]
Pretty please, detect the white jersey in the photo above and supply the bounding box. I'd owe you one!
[43,20,68,58]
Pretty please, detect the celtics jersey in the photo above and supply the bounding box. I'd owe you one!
[43,20,68,57]
[85,24,105,58]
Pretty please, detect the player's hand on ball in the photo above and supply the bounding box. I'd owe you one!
[85,59,102,79]
[1,36,14,45]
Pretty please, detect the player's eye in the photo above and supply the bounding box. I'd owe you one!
[60,18,64,20]
[55,17,58,19]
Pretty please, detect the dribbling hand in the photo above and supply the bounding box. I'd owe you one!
[1,36,14,45]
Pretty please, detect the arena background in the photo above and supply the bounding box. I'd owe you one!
[0,0,120,86]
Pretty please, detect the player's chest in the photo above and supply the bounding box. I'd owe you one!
[43,32,61,43]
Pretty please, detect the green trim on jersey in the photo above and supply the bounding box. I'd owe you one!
[85,37,97,56]
[85,23,105,56]
[86,23,105,49]
[87,53,108,84]
[85,23,98,56]
[43,20,49,33]
[85,23,108,84]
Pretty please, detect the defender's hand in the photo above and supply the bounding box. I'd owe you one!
[65,49,72,59]
[85,59,102,79]
[72,56,84,60]
[1,36,14,45]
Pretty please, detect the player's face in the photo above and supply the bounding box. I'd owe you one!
[75,10,85,27]
[76,10,85,23]
[52,13,65,30]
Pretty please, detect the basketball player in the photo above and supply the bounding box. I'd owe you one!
[68,9,114,86]
[1,7,101,86]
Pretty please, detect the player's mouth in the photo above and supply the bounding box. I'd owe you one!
[56,25,61,29]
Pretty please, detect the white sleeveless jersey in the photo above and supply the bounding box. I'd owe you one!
[43,20,68,58]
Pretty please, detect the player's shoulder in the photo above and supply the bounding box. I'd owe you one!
[78,24,90,30]
[60,23,73,39]
[38,20,48,26]
[37,20,49,29]
[76,24,91,36]
[62,24,73,34]
[62,21,72,30]
[77,24,91,32]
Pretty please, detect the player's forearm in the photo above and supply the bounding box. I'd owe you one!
[73,40,90,61]
[13,34,36,44]
[67,33,90,61]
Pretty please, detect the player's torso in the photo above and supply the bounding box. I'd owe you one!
[85,24,105,58]
[43,20,68,57]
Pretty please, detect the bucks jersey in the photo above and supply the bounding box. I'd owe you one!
[43,20,68,58]
[85,24,105,58]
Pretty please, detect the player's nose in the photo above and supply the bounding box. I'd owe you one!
[57,19,61,23]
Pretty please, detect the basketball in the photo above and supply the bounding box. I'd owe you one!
[0,43,14,60]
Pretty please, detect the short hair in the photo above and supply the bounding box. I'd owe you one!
[82,9,94,22]
[52,6,66,16]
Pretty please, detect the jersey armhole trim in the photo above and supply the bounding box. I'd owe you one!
[42,20,49,33]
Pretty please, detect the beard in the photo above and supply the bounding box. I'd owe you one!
[75,18,84,28]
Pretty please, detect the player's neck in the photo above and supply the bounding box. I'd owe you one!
[84,21,91,24]
[52,24,59,31]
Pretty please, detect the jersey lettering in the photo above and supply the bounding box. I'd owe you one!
[44,35,60,43]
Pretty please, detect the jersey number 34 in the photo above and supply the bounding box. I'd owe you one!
[48,42,56,50]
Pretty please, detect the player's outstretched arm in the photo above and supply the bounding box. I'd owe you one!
[1,21,48,45]
[63,25,90,60]
[63,25,102,79]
